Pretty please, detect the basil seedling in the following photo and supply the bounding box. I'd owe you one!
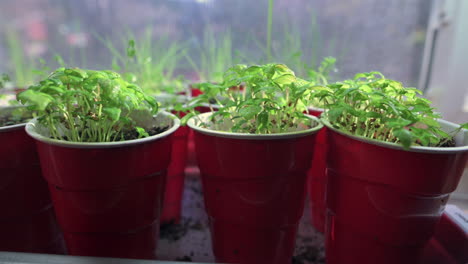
[185,63,317,134]
[314,71,466,148]
[0,74,9,89]
[17,68,159,142]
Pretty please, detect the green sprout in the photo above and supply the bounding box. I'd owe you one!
[185,63,318,134]
[17,68,159,142]
[95,28,187,95]
[313,71,466,148]
[0,74,10,90]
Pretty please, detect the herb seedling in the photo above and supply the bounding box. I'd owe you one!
[186,63,317,134]
[308,57,336,86]
[313,71,467,148]
[307,57,337,109]
[0,74,36,127]
[184,27,235,83]
[96,29,188,94]
[0,74,10,89]
[17,68,159,142]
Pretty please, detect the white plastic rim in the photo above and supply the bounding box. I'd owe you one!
[154,92,189,104]
[25,111,180,149]
[0,105,28,133]
[154,92,192,113]
[187,112,323,140]
[321,117,468,154]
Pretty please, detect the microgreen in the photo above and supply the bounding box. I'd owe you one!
[314,71,462,148]
[95,28,188,94]
[0,74,10,90]
[185,63,317,134]
[307,57,337,109]
[308,57,337,85]
[0,73,35,127]
[184,27,235,83]
[4,30,35,88]
[17,68,159,142]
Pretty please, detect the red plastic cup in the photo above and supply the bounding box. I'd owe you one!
[188,113,323,264]
[25,112,180,259]
[306,107,327,233]
[188,104,219,168]
[161,110,190,224]
[421,205,467,264]
[323,119,468,264]
[0,107,65,254]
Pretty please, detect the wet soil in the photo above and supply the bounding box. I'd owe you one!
[435,137,456,148]
[0,115,29,127]
[160,218,204,243]
[121,126,169,140]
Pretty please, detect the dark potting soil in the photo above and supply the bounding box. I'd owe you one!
[175,256,193,261]
[435,137,456,148]
[292,246,325,264]
[121,126,169,140]
[0,115,29,127]
[160,218,204,243]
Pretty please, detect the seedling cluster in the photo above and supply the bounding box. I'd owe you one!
[18,68,158,142]
[312,71,467,148]
[187,63,317,134]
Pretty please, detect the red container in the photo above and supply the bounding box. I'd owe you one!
[421,205,468,264]
[25,112,180,259]
[306,107,327,233]
[188,112,323,264]
[161,110,189,224]
[323,119,468,264]
[0,111,65,254]
[188,104,219,168]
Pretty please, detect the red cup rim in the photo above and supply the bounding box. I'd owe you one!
[187,112,323,140]
[307,106,325,112]
[322,116,468,154]
[25,111,180,149]
[154,92,189,105]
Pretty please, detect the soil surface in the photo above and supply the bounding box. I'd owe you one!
[435,137,456,148]
[122,125,169,140]
[0,115,29,127]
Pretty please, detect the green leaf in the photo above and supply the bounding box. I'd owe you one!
[135,126,149,138]
[393,128,413,149]
[273,74,296,86]
[385,118,412,128]
[239,105,262,120]
[127,39,136,58]
[257,111,269,130]
[327,107,344,123]
[419,116,440,128]
[17,90,53,111]
[102,107,121,122]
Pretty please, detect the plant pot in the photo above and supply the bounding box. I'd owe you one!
[421,205,467,264]
[306,107,327,233]
[322,118,468,264]
[188,103,219,168]
[156,94,190,225]
[187,112,323,264]
[0,106,65,254]
[161,110,189,224]
[25,111,180,259]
